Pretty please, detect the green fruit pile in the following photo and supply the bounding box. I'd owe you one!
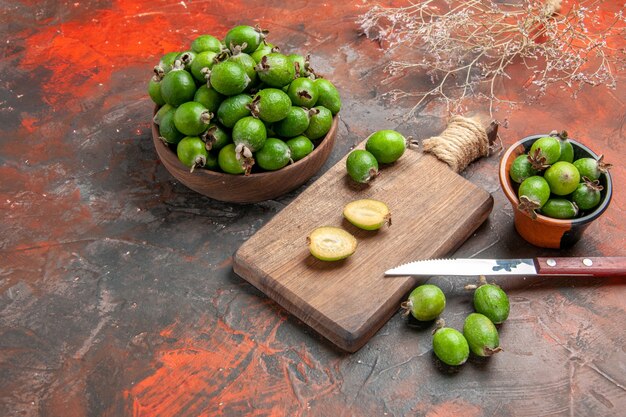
[509,131,611,219]
[403,278,510,367]
[346,130,408,184]
[149,25,342,175]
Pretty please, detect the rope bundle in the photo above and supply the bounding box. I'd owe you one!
[422,116,490,173]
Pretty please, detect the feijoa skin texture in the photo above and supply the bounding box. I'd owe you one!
[255,138,291,171]
[432,327,470,366]
[148,77,165,106]
[314,78,342,115]
[224,25,264,54]
[365,130,407,164]
[544,161,580,196]
[463,313,501,357]
[190,51,218,82]
[158,109,185,145]
[203,123,231,152]
[173,102,212,136]
[252,88,291,123]
[153,104,174,125]
[571,182,602,211]
[405,284,446,321]
[217,94,252,128]
[287,77,319,108]
[273,106,310,137]
[177,136,208,171]
[473,284,510,324]
[304,106,333,140]
[232,116,267,152]
[160,69,196,107]
[573,157,602,181]
[286,135,314,161]
[346,150,379,184]
[529,136,561,165]
[191,34,222,54]
[210,60,250,96]
[509,154,538,184]
[194,85,223,113]
[217,143,245,175]
[557,139,575,163]
[518,175,550,208]
[541,198,579,219]
[256,53,296,88]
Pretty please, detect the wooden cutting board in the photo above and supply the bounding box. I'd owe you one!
[233,137,493,352]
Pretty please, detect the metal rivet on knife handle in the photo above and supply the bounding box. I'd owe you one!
[583,258,593,266]
[546,259,557,267]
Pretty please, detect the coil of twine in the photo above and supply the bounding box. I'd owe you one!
[422,116,490,173]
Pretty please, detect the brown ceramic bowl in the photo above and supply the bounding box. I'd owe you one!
[499,135,613,249]
[152,110,338,203]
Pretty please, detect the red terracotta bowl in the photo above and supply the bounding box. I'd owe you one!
[152,110,338,203]
[499,135,613,249]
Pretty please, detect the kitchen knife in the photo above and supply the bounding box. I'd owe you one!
[385,257,626,277]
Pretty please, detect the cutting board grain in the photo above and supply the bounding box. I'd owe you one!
[233,141,493,352]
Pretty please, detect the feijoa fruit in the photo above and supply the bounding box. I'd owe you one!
[307,226,357,261]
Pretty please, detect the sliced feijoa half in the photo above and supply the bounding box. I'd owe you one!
[307,226,357,261]
[343,199,391,231]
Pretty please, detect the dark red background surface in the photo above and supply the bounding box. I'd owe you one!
[1,1,625,416]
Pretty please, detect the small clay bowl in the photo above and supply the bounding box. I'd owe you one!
[499,135,613,249]
[152,110,338,203]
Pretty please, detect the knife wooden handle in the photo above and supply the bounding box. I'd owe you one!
[535,257,626,276]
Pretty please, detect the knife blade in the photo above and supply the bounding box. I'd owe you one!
[385,257,626,277]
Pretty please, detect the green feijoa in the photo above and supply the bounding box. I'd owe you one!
[255,53,296,88]
[403,284,446,321]
[509,154,539,183]
[286,135,314,161]
[573,155,611,181]
[251,42,275,64]
[558,138,574,163]
[529,136,561,165]
[314,78,341,115]
[541,198,579,219]
[218,143,245,175]
[288,53,308,76]
[287,77,319,108]
[473,284,510,324]
[204,151,219,171]
[209,60,250,96]
[432,326,470,366]
[250,88,292,123]
[193,84,223,113]
[148,76,166,106]
[346,149,378,184]
[175,50,196,72]
[463,313,502,357]
[160,67,197,107]
[224,25,266,54]
[217,94,253,128]
[157,52,179,74]
[173,102,212,136]
[153,104,174,125]
[571,179,603,211]
[202,123,231,152]
[229,49,258,85]
[177,136,208,172]
[365,130,407,164]
[232,116,267,153]
[158,109,184,145]
[544,161,580,196]
[191,51,218,82]
[255,138,291,171]
[191,34,222,53]
[273,107,312,138]
[304,106,333,140]
[518,175,550,210]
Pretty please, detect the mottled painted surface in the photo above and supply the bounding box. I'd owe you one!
[1,1,625,416]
